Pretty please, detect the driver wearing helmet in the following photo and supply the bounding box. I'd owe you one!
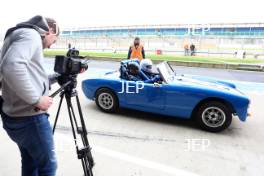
[127,61,160,83]
[127,62,142,81]
[140,59,161,81]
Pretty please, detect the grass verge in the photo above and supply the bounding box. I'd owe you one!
[44,50,264,64]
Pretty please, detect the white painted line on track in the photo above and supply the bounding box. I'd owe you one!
[55,133,199,176]
[94,146,199,176]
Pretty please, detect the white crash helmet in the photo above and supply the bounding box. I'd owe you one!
[140,59,153,73]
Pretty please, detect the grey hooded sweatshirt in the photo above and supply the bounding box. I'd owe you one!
[0,16,50,117]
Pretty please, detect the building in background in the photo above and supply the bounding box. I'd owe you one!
[2,23,264,58]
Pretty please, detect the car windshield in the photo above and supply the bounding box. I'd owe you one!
[156,62,175,83]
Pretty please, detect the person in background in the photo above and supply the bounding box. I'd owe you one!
[184,43,189,56]
[127,37,145,61]
[190,43,196,56]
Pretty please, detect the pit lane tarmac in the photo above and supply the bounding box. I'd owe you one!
[0,60,263,176]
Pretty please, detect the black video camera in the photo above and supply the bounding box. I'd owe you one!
[54,48,88,75]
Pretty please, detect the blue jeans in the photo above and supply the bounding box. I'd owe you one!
[1,113,57,176]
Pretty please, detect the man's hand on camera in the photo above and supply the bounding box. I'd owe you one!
[35,96,53,111]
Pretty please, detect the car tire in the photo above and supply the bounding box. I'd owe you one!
[95,88,119,113]
[195,101,232,132]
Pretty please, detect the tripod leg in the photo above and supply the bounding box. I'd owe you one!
[53,92,64,134]
[65,95,78,148]
[66,92,89,148]
[75,94,88,139]
[68,98,86,145]
[65,95,93,176]
[75,93,95,171]
[67,97,81,135]
[74,94,90,150]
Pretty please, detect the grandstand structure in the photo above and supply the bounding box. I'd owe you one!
[54,23,264,57]
[61,23,264,37]
[1,23,264,57]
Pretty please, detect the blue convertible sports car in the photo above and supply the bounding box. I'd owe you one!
[82,60,250,132]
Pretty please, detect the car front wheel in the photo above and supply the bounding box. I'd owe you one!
[95,88,118,113]
[195,101,232,132]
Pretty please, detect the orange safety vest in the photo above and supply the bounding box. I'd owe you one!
[130,45,143,61]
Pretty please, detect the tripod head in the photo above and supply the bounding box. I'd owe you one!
[49,74,78,99]
[58,74,77,88]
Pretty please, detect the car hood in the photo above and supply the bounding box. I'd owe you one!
[170,75,238,92]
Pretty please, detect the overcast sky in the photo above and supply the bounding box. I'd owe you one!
[0,0,263,34]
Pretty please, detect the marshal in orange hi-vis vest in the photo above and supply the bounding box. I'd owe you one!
[130,45,144,61]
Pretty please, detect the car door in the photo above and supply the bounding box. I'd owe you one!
[124,81,165,110]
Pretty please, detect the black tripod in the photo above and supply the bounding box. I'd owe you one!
[51,76,94,176]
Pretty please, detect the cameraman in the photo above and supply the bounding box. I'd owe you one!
[0,16,59,176]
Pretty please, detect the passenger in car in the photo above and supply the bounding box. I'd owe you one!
[127,62,160,83]
[140,58,161,81]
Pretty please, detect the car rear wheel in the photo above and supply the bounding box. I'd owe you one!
[95,88,118,113]
[195,101,232,132]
